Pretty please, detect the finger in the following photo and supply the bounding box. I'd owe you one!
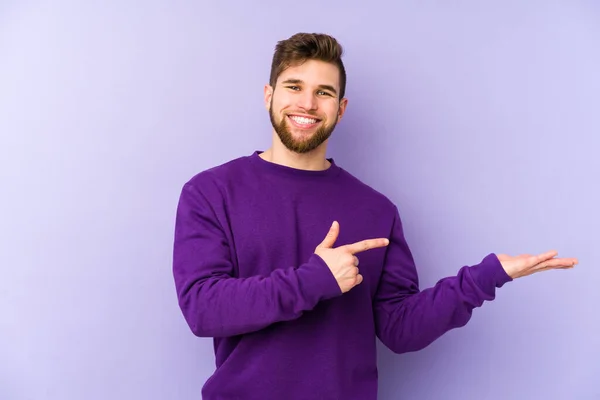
[537,263,575,273]
[345,238,390,255]
[532,250,559,264]
[355,274,363,286]
[353,256,359,266]
[557,264,575,269]
[522,251,555,269]
[536,257,578,270]
[317,221,339,249]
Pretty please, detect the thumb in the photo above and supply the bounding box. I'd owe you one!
[317,221,339,249]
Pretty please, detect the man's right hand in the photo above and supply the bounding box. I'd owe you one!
[314,221,390,293]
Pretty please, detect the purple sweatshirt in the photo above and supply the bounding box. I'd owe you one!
[172,150,512,399]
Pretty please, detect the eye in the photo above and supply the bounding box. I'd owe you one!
[286,86,300,91]
[317,90,332,96]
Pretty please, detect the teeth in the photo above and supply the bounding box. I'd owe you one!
[290,116,317,125]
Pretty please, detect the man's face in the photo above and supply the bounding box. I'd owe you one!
[264,59,348,154]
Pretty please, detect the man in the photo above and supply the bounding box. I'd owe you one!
[172,32,577,400]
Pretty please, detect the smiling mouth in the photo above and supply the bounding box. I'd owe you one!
[287,115,321,129]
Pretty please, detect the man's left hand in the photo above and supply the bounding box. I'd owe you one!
[497,251,578,279]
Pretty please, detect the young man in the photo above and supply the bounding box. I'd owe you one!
[172,33,577,400]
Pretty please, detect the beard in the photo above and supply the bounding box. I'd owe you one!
[269,99,339,154]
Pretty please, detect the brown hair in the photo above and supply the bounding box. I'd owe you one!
[269,33,347,99]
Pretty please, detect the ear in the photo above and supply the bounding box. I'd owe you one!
[337,97,348,121]
[264,84,274,111]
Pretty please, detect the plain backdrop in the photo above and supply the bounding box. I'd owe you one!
[1,1,599,399]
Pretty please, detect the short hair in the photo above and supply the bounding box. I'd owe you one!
[269,32,346,99]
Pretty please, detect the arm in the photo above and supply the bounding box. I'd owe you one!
[172,181,342,338]
[374,207,512,354]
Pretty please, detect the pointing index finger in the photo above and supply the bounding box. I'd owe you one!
[345,238,390,254]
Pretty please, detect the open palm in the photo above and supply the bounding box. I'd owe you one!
[497,251,578,279]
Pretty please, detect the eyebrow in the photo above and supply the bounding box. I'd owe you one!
[281,79,338,96]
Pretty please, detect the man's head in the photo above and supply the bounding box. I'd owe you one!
[264,33,348,154]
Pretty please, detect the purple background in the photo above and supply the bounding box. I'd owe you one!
[1,1,599,399]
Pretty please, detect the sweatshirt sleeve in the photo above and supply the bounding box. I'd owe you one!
[172,180,342,338]
[374,206,513,354]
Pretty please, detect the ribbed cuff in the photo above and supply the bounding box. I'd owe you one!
[298,253,343,301]
[469,253,513,297]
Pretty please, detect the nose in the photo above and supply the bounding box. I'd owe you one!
[296,91,318,111]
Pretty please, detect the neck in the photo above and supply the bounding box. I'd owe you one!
[259,131,331,171]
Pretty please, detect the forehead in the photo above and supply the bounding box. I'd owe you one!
[277,59,340,88]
